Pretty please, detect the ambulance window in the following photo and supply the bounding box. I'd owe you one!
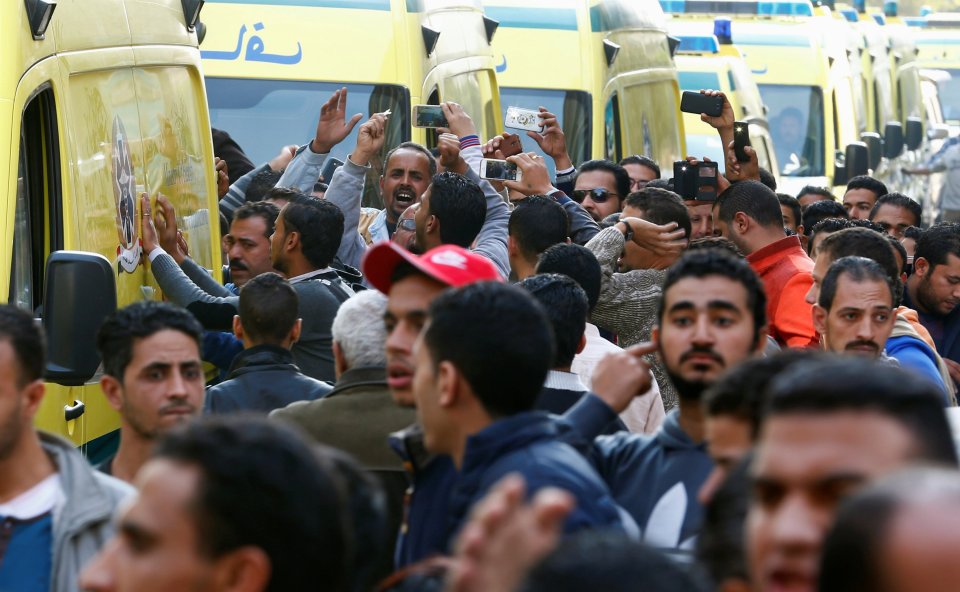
[9,89,63,313]
[604,94,622,162]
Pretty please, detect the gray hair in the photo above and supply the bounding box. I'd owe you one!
[331,290,388,369]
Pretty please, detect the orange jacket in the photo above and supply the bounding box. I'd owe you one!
[747,235,819,349]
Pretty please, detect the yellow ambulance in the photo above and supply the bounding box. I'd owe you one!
[667,23,780,180]
[2,0,221,453]
[912,14,960,130]
[200,0,502,205]
[484,0,685,172]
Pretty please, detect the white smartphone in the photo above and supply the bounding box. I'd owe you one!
[479,159,522,182]
[412,104,448,128]
[504,106,544,133]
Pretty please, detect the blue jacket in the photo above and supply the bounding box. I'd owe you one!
[447,412,625,547]
[886,335,951,404]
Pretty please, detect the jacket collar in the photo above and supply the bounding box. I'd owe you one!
[326,366,388,398]
[655,409,707,452]
[543,370,587,392]
[746,235,805,270]
[227,344,297,377]
[461,412,556,475]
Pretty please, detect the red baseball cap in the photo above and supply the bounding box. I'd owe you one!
[363,242,503,293]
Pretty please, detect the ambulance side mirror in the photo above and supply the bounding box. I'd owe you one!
[905,117,923,151]
[845,142,870,179]
[42,251,117,386]
[860,132,882,171]
[884,121,904,159]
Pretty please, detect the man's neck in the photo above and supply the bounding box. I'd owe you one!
[111,427,156,484]
[284,257,320,279]
[512,257,537,281]
[749,228,790,256]
[677,397,706,444]
[0,432,56,503]
[906,276,930,314]
[450,416,494,470]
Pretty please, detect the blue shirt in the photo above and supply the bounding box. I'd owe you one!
[0,513,53,592]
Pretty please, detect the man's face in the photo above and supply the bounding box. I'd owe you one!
[915,254,960,316]
[780,205,799,233]
[380,148,432,223]
[110,330,203,440]
[655,275,761,400]
[813,275,895,357]
[223,216,274,287]
[618,205,657,272]
[797,192,831,209]
[808,231,835,263]
[699,414,753,504]
[574,170,621,222]
[393,204,421,253]
[842,188,879,220]
[79,459,221,592]
[686,201,715,240]
[0,341,29,461]
[269,211,289,275]
[871,204,917,240]
[880,502,960,592]
[384,274,447,406]
[746,411,917,592]
[805,252,830,305]
[411,329,453,455]
[414,187,432,253]
[623,163,658,193]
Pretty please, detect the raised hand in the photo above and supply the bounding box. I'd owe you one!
[350,112,389,166]
[311,87,363,154]
[526,108,573,170]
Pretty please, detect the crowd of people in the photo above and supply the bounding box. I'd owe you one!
[4,87,960,592]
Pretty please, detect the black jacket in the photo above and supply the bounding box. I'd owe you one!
[204,345,332,414]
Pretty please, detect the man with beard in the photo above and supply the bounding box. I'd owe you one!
[567,249,768,552]
[903,223,960,386]
[94,301,205,484]
[0,306,131,592]
[813,257,897,358]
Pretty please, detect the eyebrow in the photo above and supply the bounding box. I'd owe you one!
[119,519,157,545]
[707,301,740,313]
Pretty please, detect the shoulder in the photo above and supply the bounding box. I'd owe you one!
[91,471,135,505]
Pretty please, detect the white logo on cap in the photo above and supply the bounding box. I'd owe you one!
[430,250,468,270]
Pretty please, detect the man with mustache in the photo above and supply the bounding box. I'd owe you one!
[94,302,206,484]
[813,257,897,358]
[221,201,281,291]
[568,249,768,552]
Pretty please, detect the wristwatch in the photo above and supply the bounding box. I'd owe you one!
[617,220,634,242]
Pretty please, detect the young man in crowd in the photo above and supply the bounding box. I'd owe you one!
[619,155,661,193]
[777,194,803,236]
[868,193,922,239]
[714,180,818,348]
[842,175,888,220]
[572,160,631,223]
[204,273,332,414]
[95,301,206,483]
[0,306,131,592]
[795,185,835,209]
[507,196,570,280]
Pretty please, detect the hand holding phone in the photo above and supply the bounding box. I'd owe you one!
[680,91,724,118]
[480,159,521,182]
[413,105,448,128]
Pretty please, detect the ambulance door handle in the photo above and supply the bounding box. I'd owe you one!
[64,400,86,421]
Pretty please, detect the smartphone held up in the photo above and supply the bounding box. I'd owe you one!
[504,106,544,133]
[413,105,448,128]
[480,159,522,182]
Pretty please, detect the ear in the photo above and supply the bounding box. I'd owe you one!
[426,214,439,236]
[734,211,751,234]
[233,315,243,340]
[100,375,124,412]
[651,325,660,348]
[507,235,519,257]
[285,230,300,253]
[796,224,805,237]
[211,546,271,592]
[576,333,587,355]
[914,257,930,278]
[379,175,385,194]
[333,341,348,376]
[812,304,828,336]
[437,360,460,409]
[753,324,770,355]
[289,318,302,344]
[901,272,908,285]
[21,379,46,420]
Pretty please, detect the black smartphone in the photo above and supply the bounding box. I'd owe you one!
[733,121,752,163]
[320,157,344,182]
[673,160,719,201]
[680,91,724,118]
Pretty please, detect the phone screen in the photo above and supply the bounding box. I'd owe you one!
[483,160,517,180]
[415,106,447,128]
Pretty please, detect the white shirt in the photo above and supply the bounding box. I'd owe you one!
[0,474,63,520]
[572,323,666,435]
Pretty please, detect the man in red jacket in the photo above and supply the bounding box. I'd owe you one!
[714,181,818,348]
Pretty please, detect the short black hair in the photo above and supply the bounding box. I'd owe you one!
[522,531,704,592]
[313,181,329,194]
[574,160,631,202]
[766,357,959,466]
[703,350,816,438]
[96,301,203,380]
[687,236,744,257]
[818,227,903,306]
[869,192,922,228]
[509,196,570,259]
[246,168,284,204]
[619,155,661,179]
[716,180,783,229]
[427,172,486,248]
[424,282,554,418]
[519,274,588,368]
[0,305,45,387]
[535,244,602,312]
[658,249,767,347]
[153,416,351,592]
[646,179,674,191]
[263,186,301,204]
[903,225,922,241]
[624,187,692,239]
[847,218,885,233]
[281,195,344,268]
[819,256,897,311]
[845,175,889,199]
[802,201,848,237]
[758,167,777,192]
[797,185,834,203]
[915,223,960,269]
[233,201,280,239]
[777,194,802,228]
[385,141,438,178]
[238,272,299,344]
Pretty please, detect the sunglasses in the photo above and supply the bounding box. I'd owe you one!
[397,218,417,232]
[571,188,619,204]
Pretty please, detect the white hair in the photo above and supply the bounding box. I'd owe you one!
[331,290,388,369]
